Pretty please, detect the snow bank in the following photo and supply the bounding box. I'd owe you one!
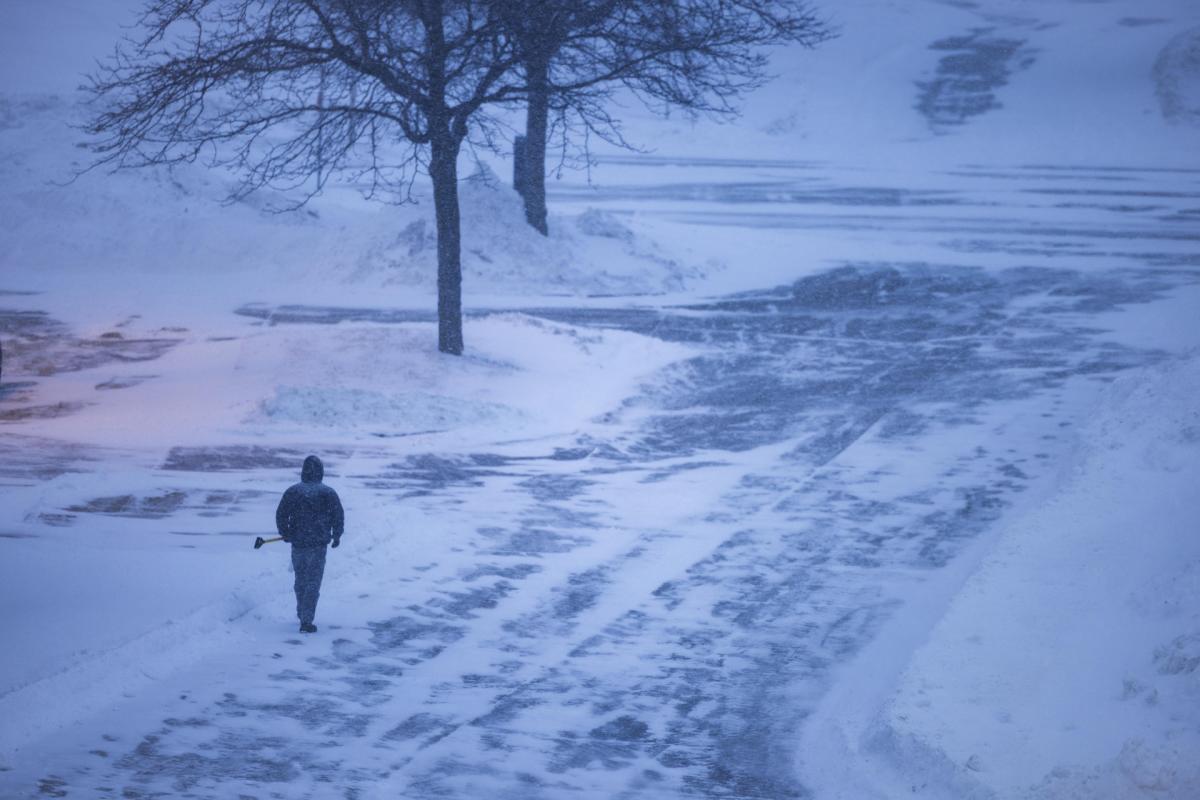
[248,313,691,441]
[4,310,691,452]
[352,167,702,296]
[859,355,1200,798]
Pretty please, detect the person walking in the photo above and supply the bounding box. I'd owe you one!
[275,455,344,633]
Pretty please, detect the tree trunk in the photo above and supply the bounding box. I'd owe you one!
[520,58,550,236]
[513,134,528,199]
[430,132,464,355]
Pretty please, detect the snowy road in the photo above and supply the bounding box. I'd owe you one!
[7,282,1196,796]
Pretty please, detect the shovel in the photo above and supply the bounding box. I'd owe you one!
[253,535,284,549]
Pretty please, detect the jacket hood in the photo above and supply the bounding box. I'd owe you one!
[301,455,324,483]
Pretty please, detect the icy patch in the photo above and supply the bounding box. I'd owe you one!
[916,28,1036,131]
[1154,26,1200,126]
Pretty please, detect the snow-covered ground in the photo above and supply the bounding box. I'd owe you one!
[2,0,1199,797]
[800,350,1200,800]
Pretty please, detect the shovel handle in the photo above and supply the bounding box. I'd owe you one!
[253,535,284,549]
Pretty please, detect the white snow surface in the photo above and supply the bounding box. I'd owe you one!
[799,351,1200,799]
[883,354,1200,799]
[2,0,1200,797]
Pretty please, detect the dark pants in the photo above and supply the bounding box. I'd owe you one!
[291,545,327,625]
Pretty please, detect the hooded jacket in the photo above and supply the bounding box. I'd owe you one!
[275,456,345,548]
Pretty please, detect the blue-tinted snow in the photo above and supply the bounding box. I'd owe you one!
[5,237,1195,798]
[3,0,1200,797]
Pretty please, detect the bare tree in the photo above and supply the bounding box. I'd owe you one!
[500,0,831,235]
[84,0,526,355]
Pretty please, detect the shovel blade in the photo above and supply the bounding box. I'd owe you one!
[253,536,266,549]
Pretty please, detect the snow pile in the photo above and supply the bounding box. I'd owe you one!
[249,313,690,436]
[867,354,1200,798]
[4,311,691,451]
[351,165,703,296]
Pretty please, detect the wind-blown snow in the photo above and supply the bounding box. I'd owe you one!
[882,356,1200,798]
[2,0,1199,798]
[799,350,1200,799]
